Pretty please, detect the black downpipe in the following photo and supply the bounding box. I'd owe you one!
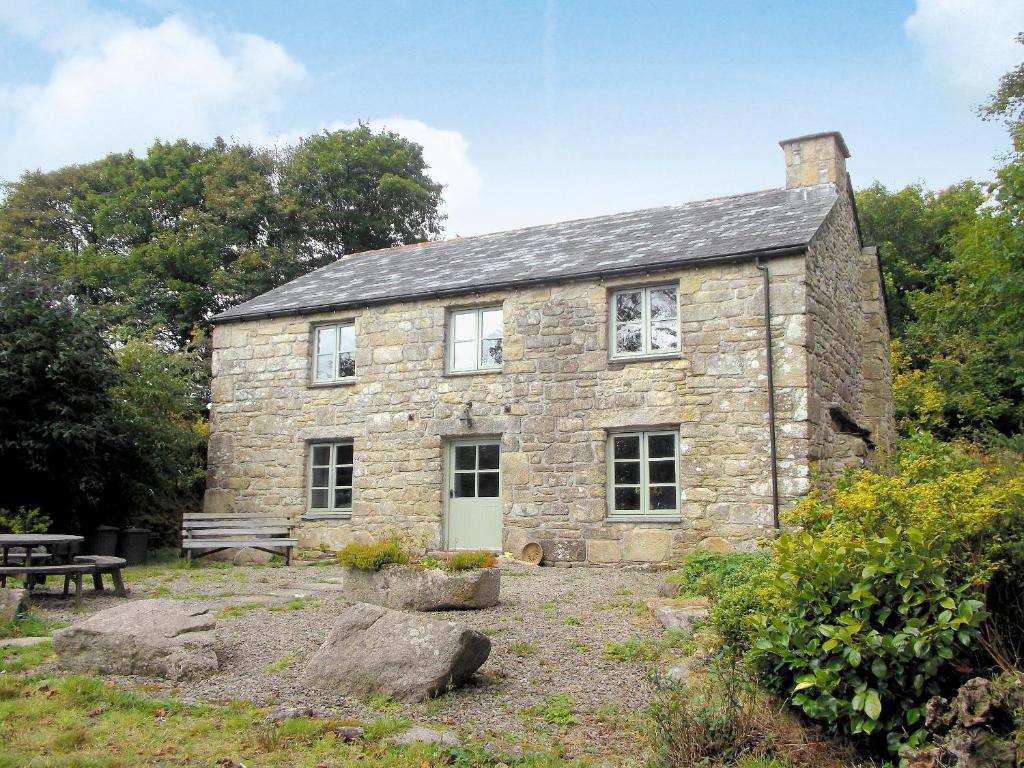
[755,258,781,529]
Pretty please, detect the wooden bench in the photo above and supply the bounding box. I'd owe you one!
[0,564,94,606]
[73,556,128,598]
[181,513,297,565]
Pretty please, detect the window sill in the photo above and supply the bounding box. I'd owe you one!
[444,368,502,378]
[607,353,683,367]
[605,516,683,524]
[300,512,352,521]
[308,379,357,389]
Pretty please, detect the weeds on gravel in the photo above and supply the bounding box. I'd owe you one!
[521,694,578,728]
[563,616,581,626]
[265,652,299,673]
[604,638,662,664]
[0,609,64,639]
[0,641,53,673]
[571,642,590,653]
[269,596,319,611]
[509,641,540,657]
[217,602,266,619]
[366,693,403,714]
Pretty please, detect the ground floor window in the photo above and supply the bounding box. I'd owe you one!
[608,430,679,516]
[308,441,353,514]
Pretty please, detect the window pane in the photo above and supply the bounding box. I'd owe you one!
[650,322,679,352]
[650,486,677,511]
[335,465,353,488]
[338,324,356,353]
[613,461,640,485]
[649,460,676,484]
[312,467,329,487]
[614,486,641,511]
[315,326,336,355]
[481,308,502,338]
[454,472,476,498]
[311,488,328,509]
[453,312,476,342]
[615,324,642,353]
[615,291,642,322]
[648,434,675,458]
[453,340,475,369]
[478,472,499,497]
[338,352,356,378]
[315,354,334,381]
[613,435,640,460]
[650,287,678,320]
[480,337,502,367]
[455,446,476,470]
[334,488,352,509]
[478,444,499,470]
[336,443,353,466]
[312,446,331,465]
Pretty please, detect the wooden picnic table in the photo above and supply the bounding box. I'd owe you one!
[0,534,84,566]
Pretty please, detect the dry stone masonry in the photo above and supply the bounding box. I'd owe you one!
[204,132,894,564]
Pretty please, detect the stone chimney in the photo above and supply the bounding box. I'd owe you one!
[779,131,850,189]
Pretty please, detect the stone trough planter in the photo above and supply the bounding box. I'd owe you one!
[338,565,500,611]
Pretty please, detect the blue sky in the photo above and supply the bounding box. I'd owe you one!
[1,0,1022,236]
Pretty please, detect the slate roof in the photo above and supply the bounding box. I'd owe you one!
[214,183,839,322]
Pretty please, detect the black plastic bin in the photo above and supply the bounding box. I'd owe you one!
[90,525,119,556]
[118,527,150,566]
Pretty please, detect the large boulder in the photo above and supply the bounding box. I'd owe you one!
[339,566,499,611]
[300,602,491,702]
[0,588,27,623]
[52,599,218,681]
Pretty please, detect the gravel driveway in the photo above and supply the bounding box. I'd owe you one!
[32,558,671,763]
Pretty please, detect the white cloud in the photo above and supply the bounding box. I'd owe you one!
[0,3,482,238]
[905,0,1024,98]
[0,3,305,177]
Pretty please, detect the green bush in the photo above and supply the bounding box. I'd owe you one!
[752,527,985,754]
[667,551,771,599]
[0,507,51,534]
[336,535,410,571]
[445,551,497,571]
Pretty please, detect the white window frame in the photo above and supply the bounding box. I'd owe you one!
[311,322,356,384]
[447,306,503,373]
[609,284,680,359]
[307,441,354,516]
[607,430,680,518]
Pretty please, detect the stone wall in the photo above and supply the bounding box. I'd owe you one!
[206,256,814,563]
[804,190,896,482]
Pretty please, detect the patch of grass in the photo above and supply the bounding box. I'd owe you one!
[268,596,319,612]
[541,600,556,610]
[522,694,578,728]
[363,715,410,740]
[0,609,65,639]
[562,616,581,626]
[216,602,266,619]
[445,550,497,571]
[570,643,590,653]
[265,652,299,673]
[508,641,539,657]
[0,640,54,672]
[603,638,661,664]
[366,693,403,714]
[336,534,411,570]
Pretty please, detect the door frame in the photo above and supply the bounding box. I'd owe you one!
[443,437,503,551]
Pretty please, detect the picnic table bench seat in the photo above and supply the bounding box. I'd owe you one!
[73,555,128,598]
[0,564,94,605]
[181,512,297,564]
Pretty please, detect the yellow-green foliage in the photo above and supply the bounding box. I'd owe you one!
[446,550,497,571]
[785,434,1024,585]
[336,535,411,571]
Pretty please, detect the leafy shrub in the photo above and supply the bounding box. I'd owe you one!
[446,550,497,571]
[752,527,985,754]
[667,551,772,599]
[336,535,410,570]
[0,507,51,534]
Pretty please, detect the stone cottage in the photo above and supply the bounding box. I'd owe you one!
[206,131,894,564]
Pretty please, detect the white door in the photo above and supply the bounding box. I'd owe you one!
[446,441,502,550]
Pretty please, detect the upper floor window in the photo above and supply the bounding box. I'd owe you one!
[313,323,356,383]
[308,441,353,514]
[610,285,679,358]
[609,430,680,517]
[449,306,503,373]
